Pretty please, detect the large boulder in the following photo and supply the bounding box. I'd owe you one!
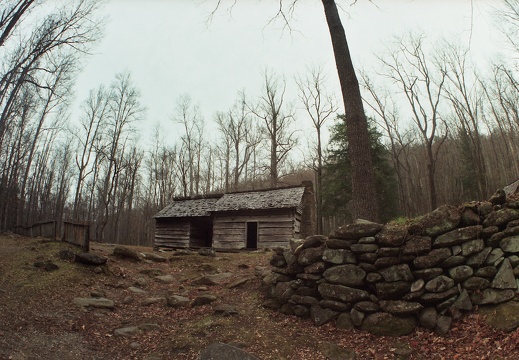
[75,253,107,266]
[330,220,383,241]
[113,246,142,261]
[413,248,451,269]
[491,259,517,289]
[408,205,461,237]
[322,248,357,265]
[419,307,438,330]
[166,294,190,308]
[480,301,519,332]
[310,305,339,326]
[301,235,327,249]
[141,252,167,262]
[448,265,474,283]
[192,272,233,286]
[379,300,423,316]
[379,264,413,282]
[192,294,217,307]
[403,236,432,255]
[318,283,370,303]
[470,289,515,305]
[323,264,366,287]
[500,236,519,253]
[375,225,408,247]
[375,281,411,300]
[199,343,260,360]
[483,208,519,227]
[361,312,416,336]
[297,246,324,266]
[433,226,483,248]
[73,297,115,309]
[320,342,356,360]
[425,275,455,293]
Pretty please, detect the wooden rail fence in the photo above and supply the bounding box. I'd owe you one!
[14,221,57,238]
[62,221,90,252]
[14,220,90,252]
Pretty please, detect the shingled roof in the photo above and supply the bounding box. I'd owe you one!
[154,186,306,218]
[154,197,221,218]
[213,186,305,212]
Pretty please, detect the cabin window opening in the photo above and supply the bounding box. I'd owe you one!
[246,221,258,249]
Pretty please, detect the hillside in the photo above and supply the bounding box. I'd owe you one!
[0,234,517,359]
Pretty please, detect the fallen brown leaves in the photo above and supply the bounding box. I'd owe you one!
[0,235,517,360]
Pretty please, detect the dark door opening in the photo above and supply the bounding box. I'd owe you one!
[189,218,213,248]
[246,222,258,249]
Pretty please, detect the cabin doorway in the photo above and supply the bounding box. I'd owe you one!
[246,222,258,249]
[189,218,213,248]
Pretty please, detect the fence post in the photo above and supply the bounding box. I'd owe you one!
[84,223,90,252]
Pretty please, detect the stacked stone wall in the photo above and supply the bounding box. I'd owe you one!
[263,193,519,336]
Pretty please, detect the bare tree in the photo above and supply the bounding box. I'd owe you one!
[209,0,380,221]
[215,111,232,192]
[97,72,143,241]
[480,64,519,183]
[361,72,418,217]
[296,65,337,234]
[0,0,103,230]
[440,41,488,199]
[216,91,262,191]
[173,94,205,196]
[0,0,35,47]
[17,53,77,224]
[145,124,177,209]
[250,70,297,188]
[378,33,448,211]
[72,85,110,219]
[494,0,519,55]
[0,0,103,150]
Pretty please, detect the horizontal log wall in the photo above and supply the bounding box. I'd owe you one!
[213,212,297,250]
[154,219,190,249]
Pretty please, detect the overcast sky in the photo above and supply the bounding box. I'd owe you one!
[71,0,500,149]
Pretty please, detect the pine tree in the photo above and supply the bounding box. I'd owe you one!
[321,117,400,224]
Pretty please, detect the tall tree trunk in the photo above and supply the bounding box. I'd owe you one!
[321,0,379,222]
[316,127,323,234]
[270,122,278,188]
[426,144,437,210]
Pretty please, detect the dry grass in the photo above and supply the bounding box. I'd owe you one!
[0,234,517,360]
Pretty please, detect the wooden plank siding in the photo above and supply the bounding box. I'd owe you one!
[212,210,300,250]
[154,219,190,249]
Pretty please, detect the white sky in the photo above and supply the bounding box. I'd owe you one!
[70,0,500,150]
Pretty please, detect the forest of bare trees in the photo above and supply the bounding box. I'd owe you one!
[2,0,519,245]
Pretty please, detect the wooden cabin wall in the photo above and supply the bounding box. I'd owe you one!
[294,212,302,235]
[154,219,190,249]
[213,212,296,250]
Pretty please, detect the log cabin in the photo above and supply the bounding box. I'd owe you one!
[153,182,315,250]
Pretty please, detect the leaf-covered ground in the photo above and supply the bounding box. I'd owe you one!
[0,234,517,359]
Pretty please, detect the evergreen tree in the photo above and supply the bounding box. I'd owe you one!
[321,116,399,224]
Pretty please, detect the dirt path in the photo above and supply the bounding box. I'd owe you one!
[0,234,518,360]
